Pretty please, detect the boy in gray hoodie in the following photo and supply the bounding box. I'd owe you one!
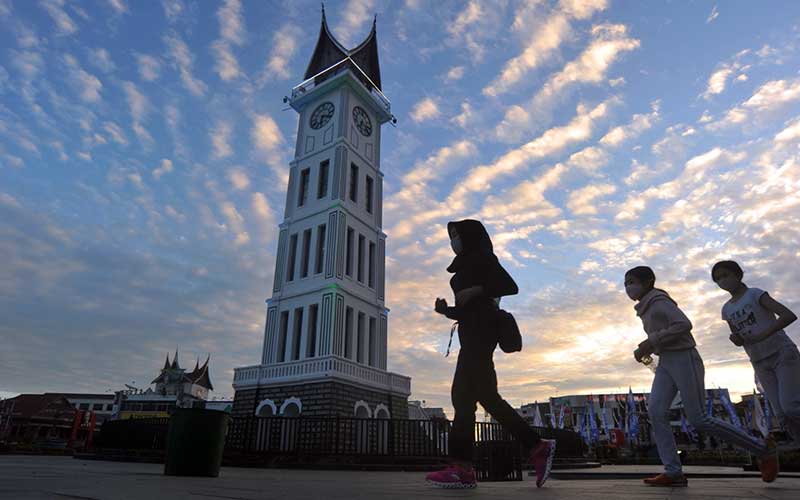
[625,266,778,486]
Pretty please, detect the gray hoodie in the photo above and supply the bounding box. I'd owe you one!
[634,289,697,354]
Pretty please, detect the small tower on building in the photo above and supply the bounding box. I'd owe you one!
[232,7,410,420]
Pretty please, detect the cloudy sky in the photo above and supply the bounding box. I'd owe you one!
[2,0,800,414]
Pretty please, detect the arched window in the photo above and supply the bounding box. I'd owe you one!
[374,404,390,419]
[255,399,277,417]
[280,397,302,416]
[354,400,372,418]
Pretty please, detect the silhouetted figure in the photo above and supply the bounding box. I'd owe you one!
[624,266,777,486]
[712,260,800,447]
[425,220,555,489]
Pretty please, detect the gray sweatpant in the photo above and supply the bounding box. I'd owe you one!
[649,348,768,476]
[753,344,800,442]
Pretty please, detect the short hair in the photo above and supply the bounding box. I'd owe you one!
[712,260,744,281]
[625,266,656,289]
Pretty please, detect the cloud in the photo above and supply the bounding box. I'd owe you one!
[410,97,440,123]
[251,114,283,152]
[444,66,465,82]
[707,79,800,130]
[135,53,161,81]
[599,101,659,147]
[89,48,115,73]
[162,0,183,23]
[164,33,207,96]
[211,0,245,81]
[40,0,78,36]
[211,121,233,159]
[567,183,617,215]
[107,0,128,15]
[706,4,719,24]
[775,118,800,144]
[456,99,614,208]
[217,0,244,45]
[484,0,608,96]
[122,81,149,121]
[64,55,103,103]
[260,24,302,83]
[229,168,250,190]
[704,67,733,99]
[11,50,44,80]
[103,122,128,145]
[220,201,250,246]
[445,0,507,63]
[152,159,173,179]
[525,24,639,123]
[334,0,375,47]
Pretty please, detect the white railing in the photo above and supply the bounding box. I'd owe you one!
[233,355,411,395]
[290,57,391,114]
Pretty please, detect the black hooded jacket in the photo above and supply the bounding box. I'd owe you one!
[444,220,518,323]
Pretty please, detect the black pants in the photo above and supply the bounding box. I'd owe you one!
[448,349,541,461]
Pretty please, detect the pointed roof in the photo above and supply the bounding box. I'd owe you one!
[170,348,180,370]
[303,5,382,90]
[163,354,171,370]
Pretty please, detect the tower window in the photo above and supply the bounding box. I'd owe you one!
[315,224,326,274]
[286,233,298,282]
[345,227,354,277]
[317,160,329,199]
[298,168,310,207]
[345,306,354,360]
[349,163,359,203]
[300,229,312,278]
[307,304,319,358]
[368,317,376,367]
[365,175,374,214]
[277,311,289,362]
[368,241,375,288]
[357,234,365,283]
[357,312,365,364]
[292,307,304,361]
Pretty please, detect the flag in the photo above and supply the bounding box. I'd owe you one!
[600,396,611,433]
[627,388,639,438]
[587,396,599,443]
[549,403,556,428]
[681,411,698,442]
[752,390,769,438]
[532,401,543,427]
[719,390,742,428]
[558,405,566,429]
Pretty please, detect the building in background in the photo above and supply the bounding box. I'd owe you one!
[408,400,447,420]
[115,351,214,419]
[47,393,115,425]
[232,6,410,421]
[0,394,94,448]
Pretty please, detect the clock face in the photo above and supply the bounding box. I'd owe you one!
[352,106,372,137]
[309,102,335,130]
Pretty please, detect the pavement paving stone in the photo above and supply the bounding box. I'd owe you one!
[1,456,799,500]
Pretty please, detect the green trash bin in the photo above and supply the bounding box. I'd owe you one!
[164,408,230,477]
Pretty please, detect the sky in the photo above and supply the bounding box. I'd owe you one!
[1,0,800,415]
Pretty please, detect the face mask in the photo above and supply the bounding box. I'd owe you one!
[625,284,643,300]
[450,236,462,255]
[717,276,739,292]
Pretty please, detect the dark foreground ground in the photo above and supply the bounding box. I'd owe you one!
[2,455,800,499]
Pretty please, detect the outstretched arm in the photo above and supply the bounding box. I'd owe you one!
[744,293,798,344]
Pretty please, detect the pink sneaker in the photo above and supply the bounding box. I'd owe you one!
[529,439,556,488]
[425,464,477,489]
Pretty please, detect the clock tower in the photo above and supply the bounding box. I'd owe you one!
[232,8,410,420]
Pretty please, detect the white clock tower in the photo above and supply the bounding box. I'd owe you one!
[232,8,410,420]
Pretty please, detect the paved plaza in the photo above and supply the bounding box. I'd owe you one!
[2,456,800,500]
